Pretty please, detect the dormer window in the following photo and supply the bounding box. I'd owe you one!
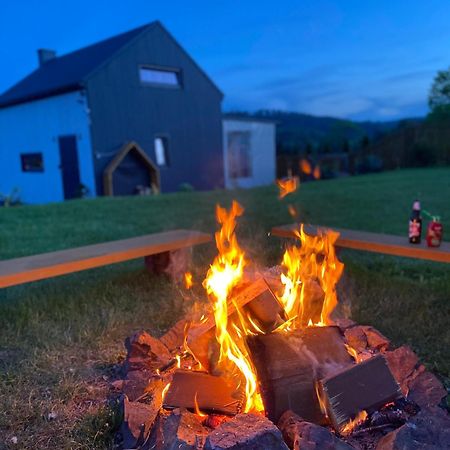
[139,66,181,87]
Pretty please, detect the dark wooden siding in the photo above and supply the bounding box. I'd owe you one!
[86,23,224,194]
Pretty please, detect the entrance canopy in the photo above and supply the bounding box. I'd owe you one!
[103,141,160,196]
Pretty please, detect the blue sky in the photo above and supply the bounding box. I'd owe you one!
[1,0,449,121]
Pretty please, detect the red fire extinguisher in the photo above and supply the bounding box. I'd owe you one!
[426,218,443,248]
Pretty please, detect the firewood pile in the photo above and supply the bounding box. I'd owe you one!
[111,285,449,450]
[111,201,448,449]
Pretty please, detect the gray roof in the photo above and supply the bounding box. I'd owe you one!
[0,21,222,108]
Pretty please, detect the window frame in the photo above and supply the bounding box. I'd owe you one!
[138,64,182,89]
[154,135,171,167]
[20,152,44,173]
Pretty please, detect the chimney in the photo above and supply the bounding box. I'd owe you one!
[37,49,56,66]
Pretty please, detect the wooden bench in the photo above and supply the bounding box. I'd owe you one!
[0,229,211,288]
[271,224,450,264]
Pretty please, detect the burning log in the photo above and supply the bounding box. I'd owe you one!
[247,326,353,424]
[163,369,244,416]
[186,277,286,371]
[318,354,402,433]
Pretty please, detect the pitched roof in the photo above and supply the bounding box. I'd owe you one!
[0,21,222,108]
[0,23,152,108]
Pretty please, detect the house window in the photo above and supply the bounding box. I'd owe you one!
[227,131,252,178]
[139,66,181,87]
[154,137,170,166]
[20,153,44,172]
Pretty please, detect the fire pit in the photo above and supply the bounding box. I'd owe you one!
[112,201,449,450]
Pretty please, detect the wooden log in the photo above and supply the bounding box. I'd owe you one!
[186,277,286,371]
[318,354,402,432]
[247,326,353,424]
[163,369,244,416]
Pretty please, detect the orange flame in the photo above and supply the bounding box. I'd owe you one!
[345,344,359,362]
[203,201,263,413]
[278,225,344,327]
[313,165,321,180]
[184,272,193,289]
[277,177,299,199]
[194,392,207,418]
[288,205,298,219]
[161,382,171,402]
[340,410,368,435]
[300,159,312,175]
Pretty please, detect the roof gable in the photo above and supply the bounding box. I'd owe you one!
[0,21,223,109]
[0,23,152,108]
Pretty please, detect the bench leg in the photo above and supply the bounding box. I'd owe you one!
[144,248,192,281]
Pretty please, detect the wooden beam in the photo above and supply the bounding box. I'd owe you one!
[271,224,450,263]
[163,369,243,415]
[0,229,211,288]
[247,326,353,424]
[318,354,402,432]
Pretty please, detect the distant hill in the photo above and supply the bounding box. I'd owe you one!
[225,110,422,154]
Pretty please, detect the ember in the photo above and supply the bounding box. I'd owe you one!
[115,200,449,449]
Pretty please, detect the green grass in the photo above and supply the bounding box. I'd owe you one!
[0,168,449,449]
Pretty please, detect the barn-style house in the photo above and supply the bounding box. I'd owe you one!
[0,21,275,204]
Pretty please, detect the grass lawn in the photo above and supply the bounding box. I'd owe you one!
[0,167,449,449]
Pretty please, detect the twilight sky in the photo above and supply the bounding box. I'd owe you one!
[1,0,449,121]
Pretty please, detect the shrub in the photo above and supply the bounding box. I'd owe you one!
[178,182,195,192]
[0,187,21,207]
[356,154,383,174]
[410,143,438,167]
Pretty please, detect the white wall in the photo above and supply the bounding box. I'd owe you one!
[222,119,276,189]
[0,91,96,204]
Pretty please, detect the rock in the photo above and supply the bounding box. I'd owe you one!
[362,326,390,351]
[152,409,209,450]
[344,326,390,354]
[124,330,171,373]
[278,411,354,450]
[123,371,168,404]
[122,370,154,401]
[344,326,368,353]
[384,346,419,395]
[205,413,289,450]
[376,406,450,449]
[407,369,447,408]
[120,396,159,449]
[334,318,357,332]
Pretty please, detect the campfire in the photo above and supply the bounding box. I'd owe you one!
[113,198,448,450]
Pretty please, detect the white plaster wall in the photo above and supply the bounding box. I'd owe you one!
[222,119,276,189]
[0,91,96,204]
